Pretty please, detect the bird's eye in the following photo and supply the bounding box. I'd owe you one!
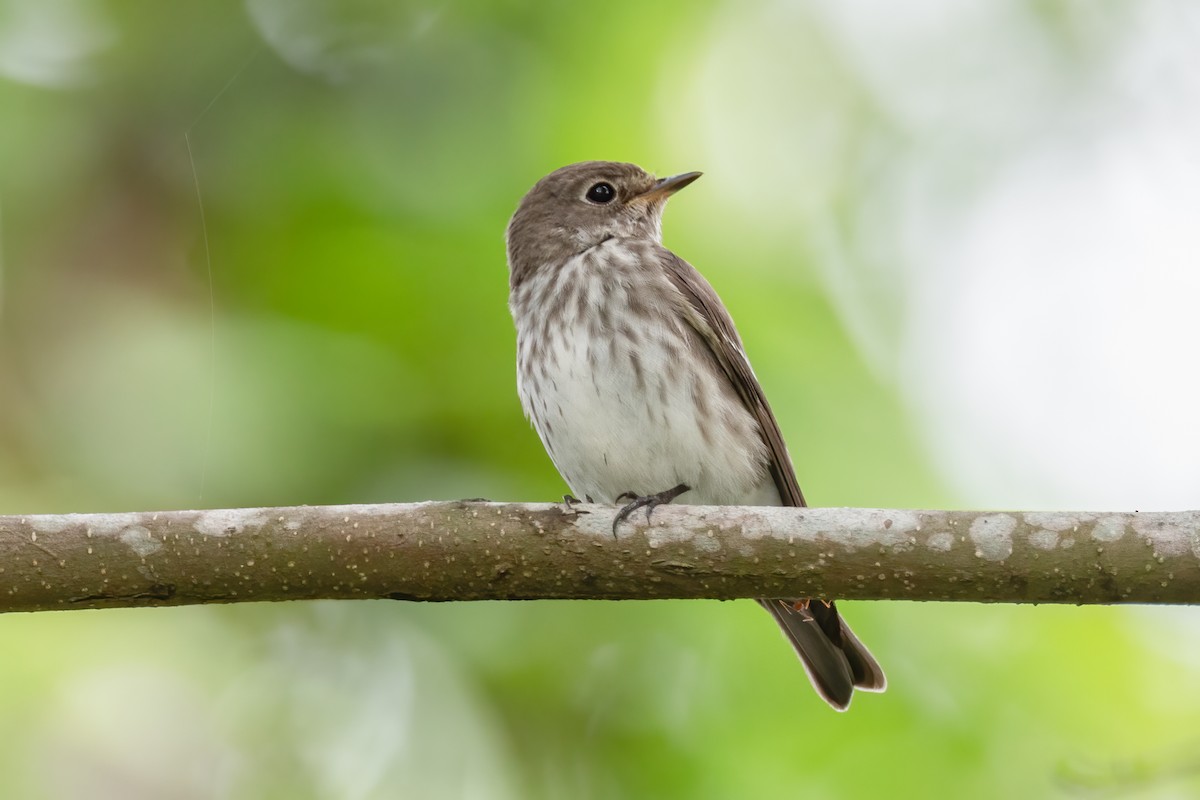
[585,182,616,204]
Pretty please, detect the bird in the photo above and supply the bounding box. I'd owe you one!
[505,160,885,710]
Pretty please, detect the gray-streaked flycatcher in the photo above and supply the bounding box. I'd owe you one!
[506,161,885,710]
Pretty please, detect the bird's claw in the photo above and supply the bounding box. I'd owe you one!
[611,483,691,537]
[561,494,591,515]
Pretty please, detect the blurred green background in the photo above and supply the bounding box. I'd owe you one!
[3,1,1200,798]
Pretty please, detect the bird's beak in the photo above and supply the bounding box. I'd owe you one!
[635,171,702,204]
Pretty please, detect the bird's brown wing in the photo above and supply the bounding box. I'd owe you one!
[658,247,886,709]
[657,249,806,508]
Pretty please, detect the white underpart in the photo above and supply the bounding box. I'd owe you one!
[512,239,777,506]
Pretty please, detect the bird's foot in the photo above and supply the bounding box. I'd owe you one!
[561,494,592,515]
[611,483,691,536]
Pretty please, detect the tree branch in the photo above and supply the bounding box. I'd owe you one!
[0,502,1196,612]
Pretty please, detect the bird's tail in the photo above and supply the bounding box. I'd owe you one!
[757,598,886,711]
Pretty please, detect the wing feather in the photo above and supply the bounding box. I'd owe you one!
[658,247,886,708]
[657,248,806,508]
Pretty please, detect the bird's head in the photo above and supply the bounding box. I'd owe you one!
[506,161,700,289]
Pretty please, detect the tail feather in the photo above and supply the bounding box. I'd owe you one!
[758,599,885,711]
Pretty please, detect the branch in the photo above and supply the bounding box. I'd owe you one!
[0,502,1196,612]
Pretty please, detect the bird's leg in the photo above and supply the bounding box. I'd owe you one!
[611,483,691,536]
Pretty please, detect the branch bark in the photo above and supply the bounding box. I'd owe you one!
[0,502,1197,613]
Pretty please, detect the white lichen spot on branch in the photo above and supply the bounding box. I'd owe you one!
[1028,529,1059,550]
[194,510,269,538]
[36,512,142,536]
[927,532,954,552]
[120,526,161,558]
[1090,516,1127,542]
[968,514,1016,561]
[1132,517,1194,557]
[1025,512,1092,532]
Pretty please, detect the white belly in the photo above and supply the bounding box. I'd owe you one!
[511,243,776,506]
